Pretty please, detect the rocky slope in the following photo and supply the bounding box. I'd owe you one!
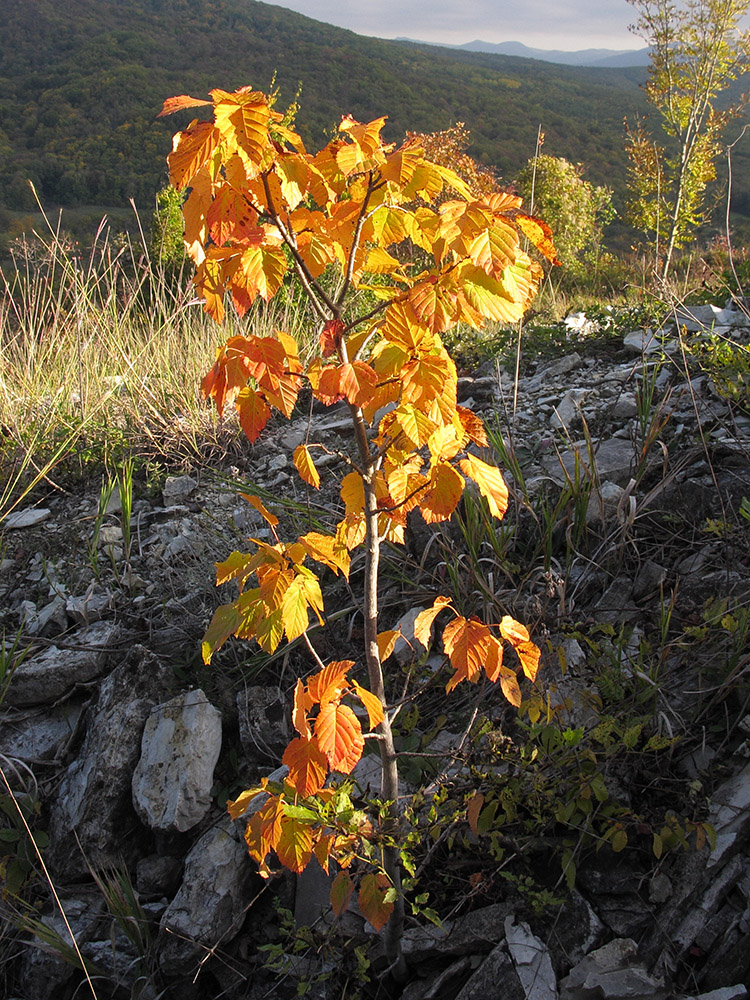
[1,303,749,1000]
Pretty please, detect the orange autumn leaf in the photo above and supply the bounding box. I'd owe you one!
[413,596,453,649]
[456,406,489,447]
[351,679,385,729]
[499,615,530,645]
[239,493,279,527]
[358,872,394,932]
[442,616,492,685]
[320,318,345,357]
[467,791,484,836]
[338,361,378,407]
[307,660,354,705]
[282,736,328,797]
[420,462,465,524]
[158,93,213,117]
[292,678,313,739]
[330,870,355,916]
[315,701,365,773]
[515,639,541,682]
[483,634,505,683]
[516,213,561,266]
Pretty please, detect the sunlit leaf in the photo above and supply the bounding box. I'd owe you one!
[275,817,313,874]
[459,454,509,520]
[351,679,385,729]
[315,702,365,774]
[283,737,328,797]
[413,596,452,649]
[293,445,321,489]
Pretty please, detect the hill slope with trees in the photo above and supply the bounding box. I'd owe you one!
[0,0,651,214]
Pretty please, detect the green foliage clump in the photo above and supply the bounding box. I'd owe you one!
[515,155,615,278]
[148,185,185,271]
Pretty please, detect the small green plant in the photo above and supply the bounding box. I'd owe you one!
[688,333,750,413]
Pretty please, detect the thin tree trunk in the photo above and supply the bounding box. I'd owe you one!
[350,403,408,980]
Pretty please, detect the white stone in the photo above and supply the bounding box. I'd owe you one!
[393,606,432,666]
[132,689,222,833]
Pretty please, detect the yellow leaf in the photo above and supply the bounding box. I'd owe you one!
[239,493,279,527]
[298,531,350,578]
[226,786,265,820]
[413,597,452,649]
[459,454,509,520]
[340,471,365,517]
[443,616,491,685]
[420,462,465,524]
[351,680,385,729]
[276,817,313,874]
[377,629,400,662]
[167,120,221,190]
[158,93,213,117]
[293,445,321,489]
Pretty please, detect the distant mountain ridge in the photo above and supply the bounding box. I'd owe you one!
[397,37,651,67]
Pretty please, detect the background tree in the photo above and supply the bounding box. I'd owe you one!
[514,154,614,278]
[625,0,750,280]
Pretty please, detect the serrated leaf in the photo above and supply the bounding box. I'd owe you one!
[240,493,279,527]
[307,660,354,704]
[469,221,519,279]
[275,817,313,874]
[359,872,394,932]
[351,679,385,729]
[298,531,350,578]
[236,386,272,443]
[315,702,365,774]
[283,737,328,797]
[442,616,491,686]
[202,603,242,663]
[459,454,509,520]
[258,794,286,851]
[420,462,464,524]
[293,445,321,489]
[168,120,221,189]
[456,406,489,447]
[292,678,314,739]
[338,361,378,407]
[413,596,452,649]
[516,213,561,265]
[330,870,355,917]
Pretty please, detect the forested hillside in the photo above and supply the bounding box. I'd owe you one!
[2,0,749,242]
[0,0,652,214]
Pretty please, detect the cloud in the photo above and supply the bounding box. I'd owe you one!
[260,0,638,50]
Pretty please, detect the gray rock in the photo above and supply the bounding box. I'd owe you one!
[675,304,739,331]
[0,701,84,761]
[47,646,172,878]
[543,439,635,488]
[6,621,119,707]
[455,943,526,1000]
[159,816,255,975]
[551,389,588,430]
[560,937,668,1000]
[611,392,638,420]
[402,902,514,961]
[162,474,197,504]
[132,689,222,833]
[687,988,749,1000]
[505,916,558,1000]
[586,481,626,526]
[708,763,750,867]
[540,352,583,379]
[3,507,51,528]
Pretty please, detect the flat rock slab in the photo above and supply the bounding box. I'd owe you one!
[543,438,636,487]
[0,701,84,761]
[6,621,119,707]
[132,688,222,833]
[3,507,51,528]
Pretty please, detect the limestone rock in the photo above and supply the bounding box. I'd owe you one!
[4,507,51,528]
[132,689,222,833]
[505,916,558,1000]
[46,646,172,878]
[6,620,119,707]
[159,816,255,975]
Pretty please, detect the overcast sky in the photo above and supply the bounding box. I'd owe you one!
[259,0,642,51]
